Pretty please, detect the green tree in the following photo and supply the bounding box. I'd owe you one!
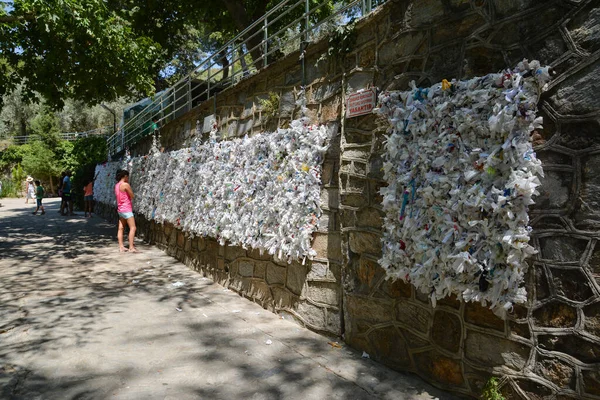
[21,140,63,192]
[1,0,160,108]
[10,162,26,196]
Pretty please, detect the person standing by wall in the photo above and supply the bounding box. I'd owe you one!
[62,171,74,216]
[114,169,138,253]
[84,172,99,218]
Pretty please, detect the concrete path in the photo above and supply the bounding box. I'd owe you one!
[0,198,457,400]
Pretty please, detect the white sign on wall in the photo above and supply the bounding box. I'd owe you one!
[346,88,376,118]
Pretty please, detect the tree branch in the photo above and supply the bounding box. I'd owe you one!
[0,14,35,24]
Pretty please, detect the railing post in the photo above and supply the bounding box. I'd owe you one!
[263,16,268,68]
[207,58,211,98]
[187,76,192,112]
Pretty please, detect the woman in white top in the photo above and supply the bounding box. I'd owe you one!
[26,178,35,204]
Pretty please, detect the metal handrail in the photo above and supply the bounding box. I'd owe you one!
[7,126,113,145]
[107,0,380,157]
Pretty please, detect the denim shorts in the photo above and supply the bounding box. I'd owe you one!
[118,211,134,219]
[36,198,42,207]
[84,195,93,201]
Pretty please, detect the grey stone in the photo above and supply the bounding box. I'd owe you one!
[279,91,295,117]
[313,82,342,102]
[306,282,339,306]
[297,301,326,328]
[236,118,253,136]
[307,262,329,280]
[286,263,307,295]
[349,231,382,255]
[539,236,588,262]
[395,301,431,334]
[238,260,254,277]
[346,295,393,324]
[534,170,573,210]
[465,331,530,371]
[356,207,383,229]
[568,4,600,53]
[266,263,286,285]
[320,188,339,209]
[549,62,600,115]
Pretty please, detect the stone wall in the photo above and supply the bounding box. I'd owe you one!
[101,0,600,398]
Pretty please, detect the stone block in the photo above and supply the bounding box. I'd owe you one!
[538,334,600,364]
[535,356,576,390]
[224,245,247,262]
[320,187,339,209]
[549,267,594,302]
[539,236,588,263]
[339,209,356,228]
[266,263,286,285]
[236,118,253,136]
[306,282,339,306]
[354,257,384,295]
[279,91,295,117]
[345,295,393,325]
[341,193,369,208]
[463,46,508,79]
[306,262,329,280]
[248,280,272,303]
[567,3,600,54]
[297,301,326,329]
[272,287,293,309]
[313,82,342,102]
[380,278,412,299]
[431,310,462,353]
[583,302,600,338]
[254,261,266,279]
[464,302,505,331]
[548,62,600,116]
[409,0,445,26]
[312,232,329,259]
[342,147,371,162]
[533,301,577,328]
[349,231,381,255]
[396,300,430,334]
[465,331,530,371]
[286,263,307,295]
[326,310,341,334]
[368,326,411,368]
[356,207,383,229]
[583,369,600,397]
[348,176,367,192]
[238,260,254,277]
[413,351,464,386]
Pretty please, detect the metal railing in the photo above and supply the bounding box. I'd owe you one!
[107,0,383,157]
[7,126,113,145]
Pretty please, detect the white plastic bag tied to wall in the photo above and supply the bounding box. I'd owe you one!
[95,119,331,262]
[376,60,551,314]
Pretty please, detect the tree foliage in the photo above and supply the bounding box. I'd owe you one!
[1,0,339,107]
[1,0,160,107]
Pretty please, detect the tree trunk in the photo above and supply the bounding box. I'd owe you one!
[48,175,55,196]
[221,0,267,67]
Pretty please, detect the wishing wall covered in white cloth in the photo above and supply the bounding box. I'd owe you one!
[376,60,551,313]
[94,119,331,262]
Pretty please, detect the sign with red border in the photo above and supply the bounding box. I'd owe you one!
[346,88,376,118]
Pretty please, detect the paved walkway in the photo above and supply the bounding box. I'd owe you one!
[0,198,456,400]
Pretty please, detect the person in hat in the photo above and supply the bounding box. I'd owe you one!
[25,177,35,204]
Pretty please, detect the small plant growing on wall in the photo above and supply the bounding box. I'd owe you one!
[481,377,505,400]
[259,92,280,122]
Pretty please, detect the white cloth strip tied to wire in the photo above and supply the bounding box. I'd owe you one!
[376,60,551,317]
[95,116,331,263]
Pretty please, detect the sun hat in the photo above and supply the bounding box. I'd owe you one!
[26,176,34,182]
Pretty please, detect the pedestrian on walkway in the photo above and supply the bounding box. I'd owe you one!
[84,172,99,218]
[62,171,74,216]
[32,180,46,215]
[25,177,35,204]
[114,169,138,253]
[57,172,65,213]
